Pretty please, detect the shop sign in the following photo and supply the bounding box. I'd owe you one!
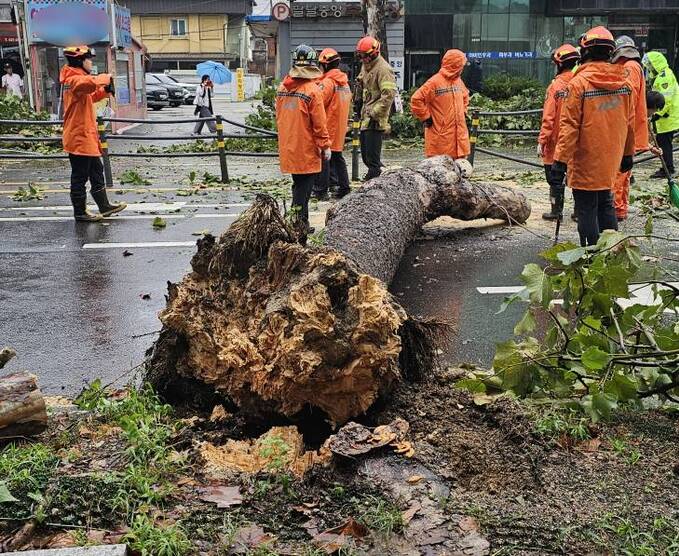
[0,22,18,45]
[114,4,132,49]
[291,2,362,19]
[26,0,109,46]
[390,56,404,90]
[236,67,245,102]
[467,51,536,60]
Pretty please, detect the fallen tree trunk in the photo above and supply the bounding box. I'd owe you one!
[146,156,530,425]
[325,156,531,283]
[0,372,48,439]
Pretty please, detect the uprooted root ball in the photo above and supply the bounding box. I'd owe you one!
[147,195,425,426]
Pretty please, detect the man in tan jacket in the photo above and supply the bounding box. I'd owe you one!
[355,37,397,181]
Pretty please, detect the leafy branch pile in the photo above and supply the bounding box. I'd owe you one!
[0,96,62,154]
[459,230,679,423]
[136,137,277,156]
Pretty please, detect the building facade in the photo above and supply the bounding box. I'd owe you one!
[278,0,405,87]
[127,0,253,71]
[405,0,679,88]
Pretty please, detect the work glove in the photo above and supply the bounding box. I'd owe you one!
[423,117,433,128]
[104,76,114,95]
[650,145,663,156]
[537,143,543,158]
[323,148,332,161]
[551,161,567,185]
[620,155,634,173]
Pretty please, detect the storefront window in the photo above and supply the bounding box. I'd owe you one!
[482,13,509,50]
[510,0,531,12]
[487,0,510,13]
[508,13,531,50]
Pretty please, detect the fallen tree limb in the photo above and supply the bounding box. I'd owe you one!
[146,156,531,425]
[0,372,48,439]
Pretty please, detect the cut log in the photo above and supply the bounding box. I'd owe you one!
[146,156,530,425]
[0,372,48,439]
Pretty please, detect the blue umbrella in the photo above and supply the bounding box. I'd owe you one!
[196,61,233,84]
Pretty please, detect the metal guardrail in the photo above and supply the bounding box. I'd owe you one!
[468,107,672,171]
[0,113,359,185]
[0,114,282,184]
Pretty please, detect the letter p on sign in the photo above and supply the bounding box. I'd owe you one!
[272,2,290,22]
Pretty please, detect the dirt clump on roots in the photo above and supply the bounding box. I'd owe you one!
[147,195,413,426]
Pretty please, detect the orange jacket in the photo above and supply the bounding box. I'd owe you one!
[276,75,331,175]
[410,50,470,159]
[554,61,635,191]
[538,70,574,165]
[617,58,648,153]
[60,66,111,157]
[318,69,352,152]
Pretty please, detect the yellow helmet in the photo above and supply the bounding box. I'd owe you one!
[64,45,95,59]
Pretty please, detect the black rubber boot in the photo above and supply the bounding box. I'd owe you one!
[542,206,558,220]
[91,188,127,217]
[332,188,350,200]
[72,193,103,222]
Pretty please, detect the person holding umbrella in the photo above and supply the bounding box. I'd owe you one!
[193,75,216,135]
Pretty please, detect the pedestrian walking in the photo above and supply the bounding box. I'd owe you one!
[60,45,126,223]
[355,37,397,181]
[312,48,352,201]
[537,44,580,221]
[410,49,470,161]
[193,75,216,135]
[611,36,652,220]
[1,63,23,98]
[276,44,331,235]
[464,59,484,95]
[642,51,679,179]
[553,26,635,247]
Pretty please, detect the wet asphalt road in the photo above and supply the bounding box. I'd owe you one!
[1,102,678,395]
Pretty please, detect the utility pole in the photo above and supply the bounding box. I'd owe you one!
[360,0,388,61]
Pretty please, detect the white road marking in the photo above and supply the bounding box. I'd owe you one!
[82,241,195,250]
[0,214,186,222]
[477,282,679,313]
[477,286,524,295]
[4,202,252,212]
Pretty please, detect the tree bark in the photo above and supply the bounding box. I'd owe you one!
[146,157,530,426]
[361,0,389,60]
[0,372,48,439]
[326,156,531,283]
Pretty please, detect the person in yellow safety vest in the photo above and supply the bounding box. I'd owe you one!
[355,37,397,181]
[643,51,679,178]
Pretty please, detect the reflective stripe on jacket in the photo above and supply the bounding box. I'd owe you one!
[59,66,111,157]
[276,75,331,175]
[358,56,397,132]
[411,49,470,159]
[318,68,352,152]
[538,70,574,165]
[554,61,635,191]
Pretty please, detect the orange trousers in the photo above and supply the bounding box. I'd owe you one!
[613,170,630,219]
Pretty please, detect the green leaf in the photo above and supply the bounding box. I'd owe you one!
[152,217,167,229]
[556,247,587,266]
[644,214,653,235]
[581,346,610,370]
[520,263,545,304]
[540,242,579,263]
[605,372,638,402]
[514,309,536,335]
[591,391,618,422]
[455,378,487,394]
[0,482,18,504]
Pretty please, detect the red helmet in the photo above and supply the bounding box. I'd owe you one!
[579,26,616,51]
[356,36,380,61]
[64,45,95,59]
[319,48,340,65]
[552,43,580,65]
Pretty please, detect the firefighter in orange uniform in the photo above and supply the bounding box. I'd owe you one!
[61,45,126,222]
[611,36,658,221]
[537,44,580,221]
[410,49,470,161]
[312,48,352,200]
[276,45,331,234]
[553,26,635,247]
